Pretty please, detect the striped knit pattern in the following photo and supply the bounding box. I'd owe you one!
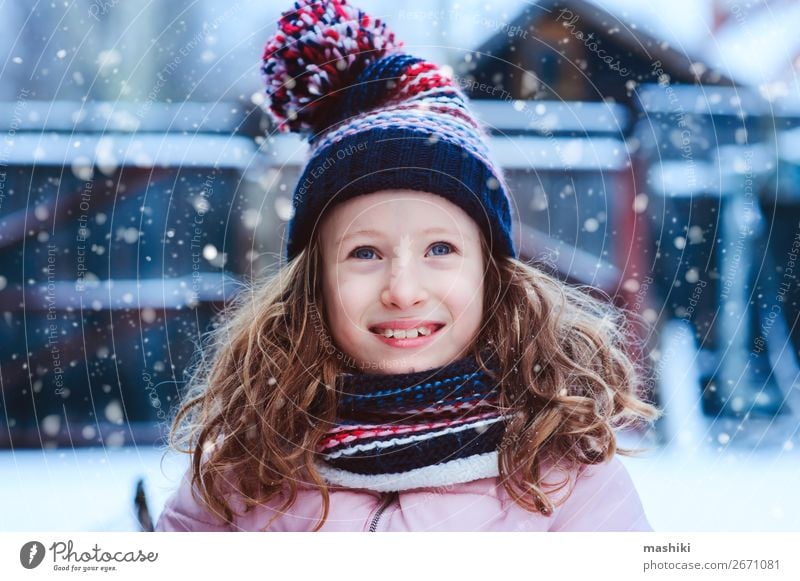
[315,353,508,491]
[261,0,517,262]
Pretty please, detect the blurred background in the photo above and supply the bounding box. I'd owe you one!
[1,0,799,531]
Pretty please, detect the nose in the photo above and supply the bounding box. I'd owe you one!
[380,259,429,310]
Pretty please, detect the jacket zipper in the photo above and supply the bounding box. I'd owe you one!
[368,492,397,532]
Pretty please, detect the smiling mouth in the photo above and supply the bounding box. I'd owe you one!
[368,323,445,339]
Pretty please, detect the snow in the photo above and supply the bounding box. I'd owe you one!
[383,0,714,67]
[0,446,187,532]
[3,133,257,169]
[585,0,713,58]
[703,1,800,89]
[619,320,800,531]
[488,135,629,170]
[1,438,796,531]
[621,443,800,531]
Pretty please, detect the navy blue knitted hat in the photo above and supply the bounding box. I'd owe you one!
[262,0,517,262]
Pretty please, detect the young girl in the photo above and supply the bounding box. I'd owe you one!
[155,0,660,532]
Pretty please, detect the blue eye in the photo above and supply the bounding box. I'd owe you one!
[427,242,453,256]
[350,242,454,260]
[351,247,378,260]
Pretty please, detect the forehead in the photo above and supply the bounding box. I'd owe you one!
[320,190,479,237]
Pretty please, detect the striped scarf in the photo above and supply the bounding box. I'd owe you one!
[315,353,507,492]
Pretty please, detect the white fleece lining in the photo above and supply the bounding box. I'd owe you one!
[315,451,500,492]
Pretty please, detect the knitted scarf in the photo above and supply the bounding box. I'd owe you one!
[315,352,507,492]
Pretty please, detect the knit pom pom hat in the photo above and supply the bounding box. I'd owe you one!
[261,0,517,261]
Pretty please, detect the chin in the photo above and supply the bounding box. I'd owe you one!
[358,352,458,375]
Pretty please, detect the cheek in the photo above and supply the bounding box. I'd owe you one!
[321,271,346,336]
[442,267,484,325]
[455,288,484,328]
[323,275,370,335]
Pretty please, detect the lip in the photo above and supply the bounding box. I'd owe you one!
[369,319,444,332]
[368,320,446,348]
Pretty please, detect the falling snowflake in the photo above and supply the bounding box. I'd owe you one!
[393,233,413,268]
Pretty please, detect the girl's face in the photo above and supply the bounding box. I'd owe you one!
[319,190,486,375]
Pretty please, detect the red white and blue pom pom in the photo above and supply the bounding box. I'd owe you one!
[261,0,401,134]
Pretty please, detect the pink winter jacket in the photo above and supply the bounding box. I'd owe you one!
[155,456,652,532]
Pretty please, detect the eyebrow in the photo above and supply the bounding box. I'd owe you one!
[336,227,468,246]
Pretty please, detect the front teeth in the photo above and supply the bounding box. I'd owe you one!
[380,326,433,338]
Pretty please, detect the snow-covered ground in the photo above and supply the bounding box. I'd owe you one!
[626,442,800,531]
[1,432,797,531]
[0,445,183,532]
